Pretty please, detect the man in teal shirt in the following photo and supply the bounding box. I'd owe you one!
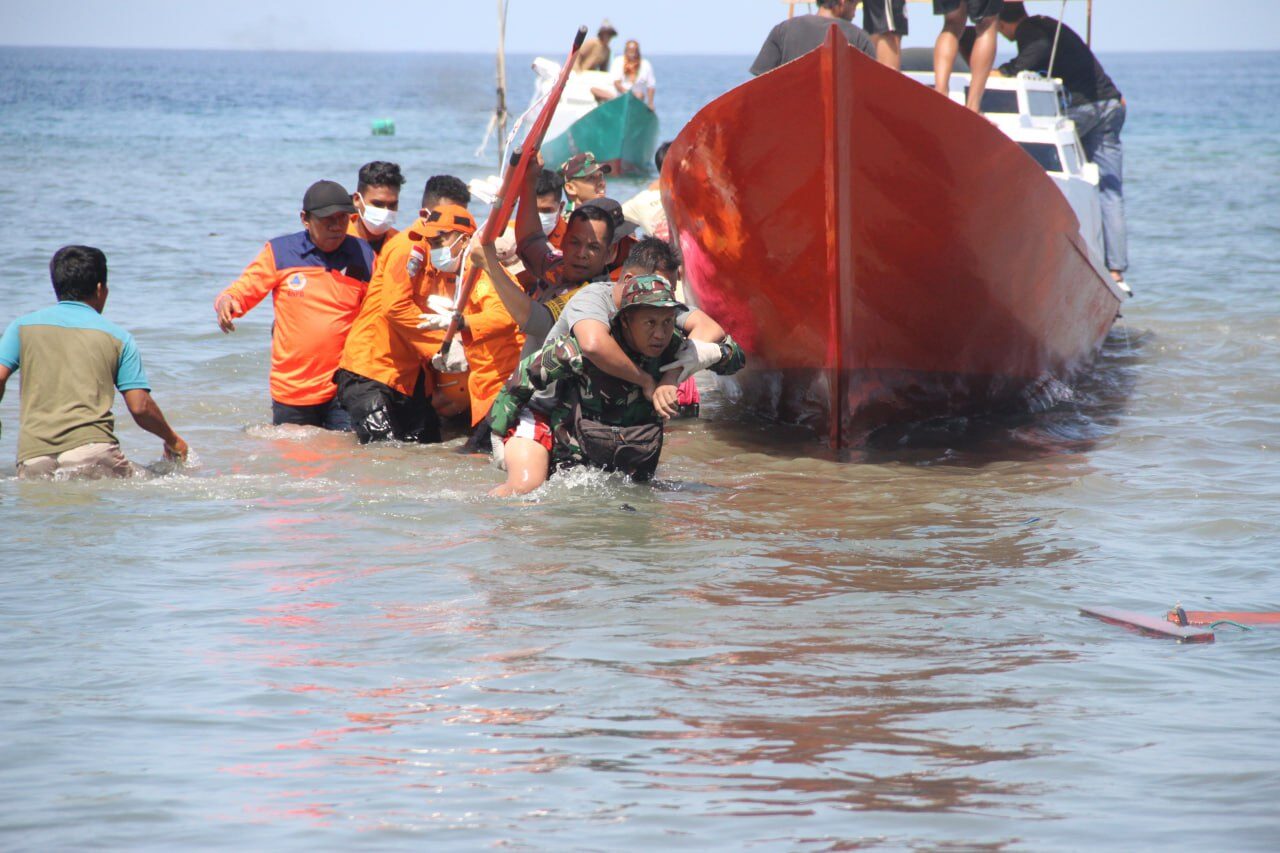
[0,245,188,478]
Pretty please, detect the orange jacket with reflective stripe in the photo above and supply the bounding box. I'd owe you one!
[219,232,373,406]
[338,220,453,396]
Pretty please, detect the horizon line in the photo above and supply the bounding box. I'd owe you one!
[2,42,1275,57]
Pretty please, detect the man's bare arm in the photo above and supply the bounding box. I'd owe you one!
[477,243,534,328]
[122,388,188,460]
[682,309,725,342]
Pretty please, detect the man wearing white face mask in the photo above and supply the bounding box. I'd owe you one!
[347,161,405,257]
[336,201,477,443]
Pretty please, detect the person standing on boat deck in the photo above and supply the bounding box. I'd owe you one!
[600,40,656,109]
[864,0,909,70]
[347,161,404,257]
[996,2,1128,287]
[0,246,188,478]
[933,0,1002,113]
[559,152,610,215]
[574,20,617,72]
[215,180,373,431]
[749,0,874,76]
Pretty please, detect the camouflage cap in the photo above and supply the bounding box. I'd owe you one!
[560,151,612,180]
[616,274,686,318]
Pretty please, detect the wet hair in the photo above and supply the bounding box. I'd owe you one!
[567,204,615,246]
[621,237,680,277]
[50,245,107,302]
[535,169,565,201]
[998,2,1027,23]
[421,174,470,210]
[357,161,405,194]
[654,141,672,174]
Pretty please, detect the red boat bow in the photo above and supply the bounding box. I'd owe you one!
[661,26,1120,446]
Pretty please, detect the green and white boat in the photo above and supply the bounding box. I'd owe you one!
[531,61,659,177]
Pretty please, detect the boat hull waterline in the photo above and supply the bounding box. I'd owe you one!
[661,27,1121,447]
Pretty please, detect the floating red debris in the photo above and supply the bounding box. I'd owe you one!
[1079,606,1215,643]
[1166,610,1280,627]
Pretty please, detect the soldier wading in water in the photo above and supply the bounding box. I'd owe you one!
[487,275,745,496]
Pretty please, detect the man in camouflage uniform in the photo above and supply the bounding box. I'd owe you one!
[489,275,745,493]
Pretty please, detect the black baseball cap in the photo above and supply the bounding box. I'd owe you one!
[579,197,638,245]
[302,180,357,218]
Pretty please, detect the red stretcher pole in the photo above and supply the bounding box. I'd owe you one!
[437,25,588,360]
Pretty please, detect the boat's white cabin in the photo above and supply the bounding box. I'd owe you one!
[906,70,1114,291]
[947,72,1100,186]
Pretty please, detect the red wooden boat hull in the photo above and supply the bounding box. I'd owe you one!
[660,28,1121,447]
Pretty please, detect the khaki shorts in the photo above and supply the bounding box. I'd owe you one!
[17,442,139,480]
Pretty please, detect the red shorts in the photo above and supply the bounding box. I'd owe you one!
[503,409,554,453]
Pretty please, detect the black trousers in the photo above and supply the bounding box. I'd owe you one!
[333,369,441,445]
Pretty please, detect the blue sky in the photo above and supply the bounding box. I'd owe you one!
[5,0,1280,54]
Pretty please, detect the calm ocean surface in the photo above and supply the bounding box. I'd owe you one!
[1,46,1278,850]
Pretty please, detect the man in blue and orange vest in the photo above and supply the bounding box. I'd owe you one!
[214,179,374,431]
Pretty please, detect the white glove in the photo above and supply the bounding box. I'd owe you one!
[660,338,724,383]
[426,294,456,313]
[467,175,502,205]
[432,341,470,374]
[417,312,451,331]
[417,296,458,331]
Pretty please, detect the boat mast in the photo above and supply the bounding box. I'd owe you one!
[495,0,510,170]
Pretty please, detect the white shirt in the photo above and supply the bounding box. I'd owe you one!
[609,56,656,101]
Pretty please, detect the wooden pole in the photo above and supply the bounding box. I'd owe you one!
[495,0,509,170]
[1086,0,1094,46]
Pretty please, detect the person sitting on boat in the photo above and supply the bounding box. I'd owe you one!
[933,0,1001,113]
[487,274,746,496]
[996,1,1128,288]
[750,0,874,77]
[574,20,617,73]
[215,179,374,432]
[0,246,188,478]
[591,40,656,108]
[863,0,909,70]
[347,160,404,257]
[559,152,609,215]
[335,194,476,444]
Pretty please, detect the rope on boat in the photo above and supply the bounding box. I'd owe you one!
[1048,0,1068,79]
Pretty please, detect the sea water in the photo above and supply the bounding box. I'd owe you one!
[1,48,1278,850]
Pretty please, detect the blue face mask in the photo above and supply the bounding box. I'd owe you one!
[430,238,462,273]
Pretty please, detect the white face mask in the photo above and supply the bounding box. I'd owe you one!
[430,237,462,273]
[539,209,562,235]
[357,195,397,235]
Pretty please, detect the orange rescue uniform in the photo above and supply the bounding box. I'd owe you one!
[218,231,373,406]
[340,226,445,397]
[347,214,399,257]
[459,271,524,426]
